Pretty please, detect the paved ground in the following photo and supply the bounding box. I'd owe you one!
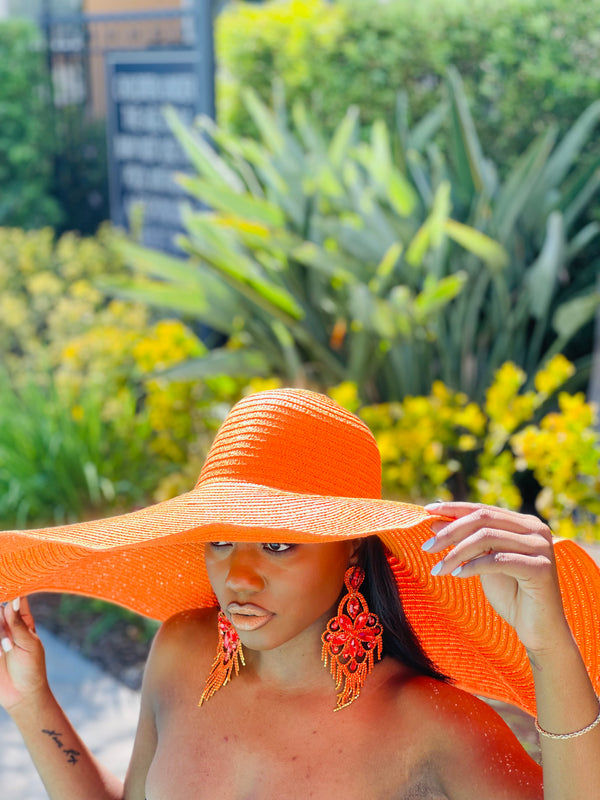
[0,627,141,800]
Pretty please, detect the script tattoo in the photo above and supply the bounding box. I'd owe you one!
[526,649,543,673]
[42,729,81,765]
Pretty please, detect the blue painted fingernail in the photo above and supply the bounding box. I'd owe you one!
[431,561,443,576]
[421,537,436,552]
[451,566,463,577]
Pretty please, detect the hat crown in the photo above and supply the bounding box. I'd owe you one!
[196,389,382,498]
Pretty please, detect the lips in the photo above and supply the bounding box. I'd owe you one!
[227,602,274,631]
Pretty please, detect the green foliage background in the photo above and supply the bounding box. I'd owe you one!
[0,20,62,228]
[217,0,600,171]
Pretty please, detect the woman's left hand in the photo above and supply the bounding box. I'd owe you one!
[424,502,571,655]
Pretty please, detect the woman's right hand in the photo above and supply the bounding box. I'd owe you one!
[0,596,49,714]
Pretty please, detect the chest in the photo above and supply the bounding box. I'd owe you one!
[145,681,447,800]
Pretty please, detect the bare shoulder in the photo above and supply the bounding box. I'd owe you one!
[143,606,218,689]
[390,675,543,800]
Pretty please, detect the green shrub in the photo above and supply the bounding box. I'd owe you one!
[0,373,150,527]
[216,0,600,172]
[0,20,62,228]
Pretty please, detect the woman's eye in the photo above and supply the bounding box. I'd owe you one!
[264,543,293,553]
[209,542,231,548]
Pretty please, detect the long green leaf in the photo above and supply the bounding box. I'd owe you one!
[563,168,600,231]
[292,101,328,157]
[368,242,404,295]
[241,87,286,154]
[493,127,557,242]
[444,219,509,270]
[176,174,285,227]
[290,241,358,284]
[270,319,304,381]
[525,212,565,319]
[447,67,491,196]
[153,348,272,381]
[553,292,600,341]
[164,106,244,191]
[414,273,467,318]
[542,100,600,190]
[181,210,304,321]
[407,100,449,152]
[566,222,600,263]
[328,106,360,168]
[115,239,204,285]
[98,277,236,333]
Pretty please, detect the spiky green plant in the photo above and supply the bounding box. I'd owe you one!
[108,71,600,401]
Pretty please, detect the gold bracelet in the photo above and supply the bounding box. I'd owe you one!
[535,699,600,740]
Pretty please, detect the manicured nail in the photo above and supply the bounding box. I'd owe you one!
[451,566,463,577]
[12,597,20,612]
[424,502,441,510]
[1,637,13,653]
[421,537,436,552]
[431,561,443,576]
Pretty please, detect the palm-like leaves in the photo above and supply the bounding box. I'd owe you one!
[110,71,600,401]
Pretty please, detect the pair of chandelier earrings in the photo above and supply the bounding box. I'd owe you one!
[198,566,383,711]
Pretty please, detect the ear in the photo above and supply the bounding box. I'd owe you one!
[348,538,365,566]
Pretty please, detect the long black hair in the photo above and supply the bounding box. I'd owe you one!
[360,537,449,683]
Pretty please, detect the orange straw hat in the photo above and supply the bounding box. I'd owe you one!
[1,387,599,715]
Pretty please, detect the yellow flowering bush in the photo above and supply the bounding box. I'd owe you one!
[472,355,579,511]
[511,391,600,540]
[331,380,486,504]
[0,226,246,524]
[331,355,599,540]
[0,226,131,376]
[151,375,283,502]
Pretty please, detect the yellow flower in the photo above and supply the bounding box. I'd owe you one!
[69,279,102,305]
[328,381,360,412]
[246,377,283,395]
[26,271,63,297]
[457,434,478,451]
[534,354,575,395]
[484,362,526,422]
[0,294,28,328]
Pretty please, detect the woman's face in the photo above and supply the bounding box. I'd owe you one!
[204,540,358,651]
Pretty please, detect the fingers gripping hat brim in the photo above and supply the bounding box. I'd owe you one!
[1,387,600,716]
[385,529,600,716]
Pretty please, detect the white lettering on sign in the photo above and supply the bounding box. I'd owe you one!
[112,72,198,104]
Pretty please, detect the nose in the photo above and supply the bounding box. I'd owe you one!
[224,547,265,596]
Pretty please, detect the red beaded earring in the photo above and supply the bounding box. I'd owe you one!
[199,611,245,706]
[321,565,383,711]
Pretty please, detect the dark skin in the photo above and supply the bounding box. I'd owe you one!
[0,503,598,798]
[129,606,541,800]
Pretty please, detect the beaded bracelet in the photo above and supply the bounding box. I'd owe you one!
[535,699,600,740]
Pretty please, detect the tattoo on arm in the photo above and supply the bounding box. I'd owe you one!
[526,650,544,673]
[42,729,81,765]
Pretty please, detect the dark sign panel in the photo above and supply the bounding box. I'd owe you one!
[105,50,209,254]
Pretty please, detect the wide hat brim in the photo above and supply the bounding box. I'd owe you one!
[1,480,599,716]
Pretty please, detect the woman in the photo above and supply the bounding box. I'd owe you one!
[0,388,599,799]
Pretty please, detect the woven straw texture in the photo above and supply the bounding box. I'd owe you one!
[1,388,599,715]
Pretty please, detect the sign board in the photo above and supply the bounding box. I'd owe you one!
[105,49,210,254]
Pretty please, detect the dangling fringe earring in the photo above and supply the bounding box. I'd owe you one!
[199,611,245,706]
[321,565,383,711]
